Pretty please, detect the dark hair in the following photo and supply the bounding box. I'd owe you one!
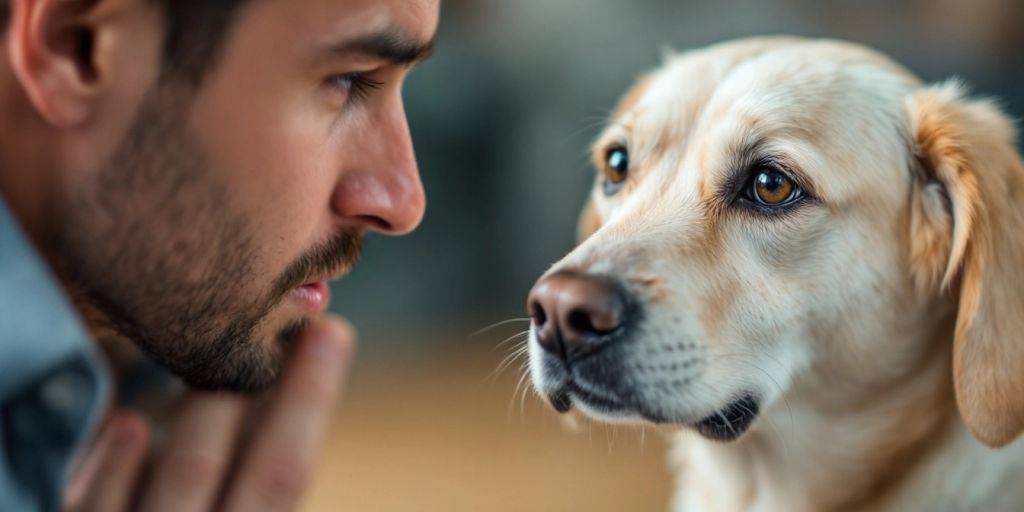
[156,0,254,87]
[0,0,253,87]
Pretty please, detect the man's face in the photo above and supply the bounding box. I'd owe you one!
[58,0,439,391]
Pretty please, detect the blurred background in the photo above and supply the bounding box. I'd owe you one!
[306,0,1024,510]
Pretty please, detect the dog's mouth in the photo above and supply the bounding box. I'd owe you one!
[692,394,761,442]
[550,381,626,413]
[549,384,760,442]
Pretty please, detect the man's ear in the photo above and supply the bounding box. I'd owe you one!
[576,195,603,244]
[7,0,107,126]
[906,81,1024,448]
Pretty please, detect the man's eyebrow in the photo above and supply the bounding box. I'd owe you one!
[325,29,435,65]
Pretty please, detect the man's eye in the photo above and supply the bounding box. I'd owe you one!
[325,73,383,103]
[746,168,803,207]
[602,146,629,196]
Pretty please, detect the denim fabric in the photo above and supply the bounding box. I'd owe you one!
[0,199,109,512]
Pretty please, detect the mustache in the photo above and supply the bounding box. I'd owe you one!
[270,231,364,302]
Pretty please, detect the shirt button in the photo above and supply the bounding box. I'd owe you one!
[39,370,88,413]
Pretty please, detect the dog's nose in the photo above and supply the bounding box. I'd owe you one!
[527,271,629,360]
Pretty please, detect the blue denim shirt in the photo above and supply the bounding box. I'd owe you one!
[0,199,109,512]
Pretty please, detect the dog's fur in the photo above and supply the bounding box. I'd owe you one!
[527,37,1024,511]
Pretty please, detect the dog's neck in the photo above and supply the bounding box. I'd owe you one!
[670,308,1005,511]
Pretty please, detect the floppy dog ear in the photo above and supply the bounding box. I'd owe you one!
[577,197,603,244]
[907,81,1024,448]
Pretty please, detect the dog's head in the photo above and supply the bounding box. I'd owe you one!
[526,37,1024,447]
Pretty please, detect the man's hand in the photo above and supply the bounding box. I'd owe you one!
[64,316,357,512]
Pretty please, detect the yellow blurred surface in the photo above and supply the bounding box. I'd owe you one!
[300,338,673,512]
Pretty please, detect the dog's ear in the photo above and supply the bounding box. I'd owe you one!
[907,81,1024,448]
[576,197,603,244]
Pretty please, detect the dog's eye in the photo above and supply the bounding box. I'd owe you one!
[602,146,629,195]
[749,169,801,206]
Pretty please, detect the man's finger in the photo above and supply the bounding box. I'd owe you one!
[74,411,150,512]
[137,392,247,512]
[221,316,356,512]
[63,412,115,510]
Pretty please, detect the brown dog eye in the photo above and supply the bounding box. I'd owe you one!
[603,147,629,194]
[751,169,798,205]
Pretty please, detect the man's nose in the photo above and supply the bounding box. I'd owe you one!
[330,102,426,235]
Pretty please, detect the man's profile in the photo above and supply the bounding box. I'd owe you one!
[0,0,438,510]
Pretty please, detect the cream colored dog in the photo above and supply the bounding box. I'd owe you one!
[525,37,1024,511]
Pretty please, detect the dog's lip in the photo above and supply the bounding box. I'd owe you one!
[549,381,626,413]
[692,394,761,442]
[549,390,573,413]
[551,383,762,439]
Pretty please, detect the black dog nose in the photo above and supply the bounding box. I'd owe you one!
[527,271,629,360]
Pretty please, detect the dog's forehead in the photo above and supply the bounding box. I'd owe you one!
[608,38,803,156]
[614,38,922,200]
[626,38,919,126]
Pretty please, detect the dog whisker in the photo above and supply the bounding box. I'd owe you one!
[509,364,533,422]
[493,330,530,351]
[709,351,797,439]
[755,352,799,440]
[487,342,529,383]
[519,360,534,419]
[470,317,531,338]
[715,409,738,440]
[640,425,647,455]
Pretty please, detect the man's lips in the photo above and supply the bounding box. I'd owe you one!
[288,281,331,314]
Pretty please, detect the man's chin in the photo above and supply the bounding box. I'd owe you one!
[143,315,314,394]
[275,317,313,352]
[172,339,282,393]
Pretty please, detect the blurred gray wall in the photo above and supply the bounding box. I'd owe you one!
[330,0,1024,350]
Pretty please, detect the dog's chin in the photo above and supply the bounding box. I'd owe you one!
[547,387,761,442]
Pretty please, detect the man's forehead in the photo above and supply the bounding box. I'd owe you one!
[320,0,439,39]
[251,0,439,51]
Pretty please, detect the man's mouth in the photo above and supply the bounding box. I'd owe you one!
[273,232,363,311]
[288,280,331,314]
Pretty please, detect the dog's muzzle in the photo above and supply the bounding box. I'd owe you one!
[526,270,762,441]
